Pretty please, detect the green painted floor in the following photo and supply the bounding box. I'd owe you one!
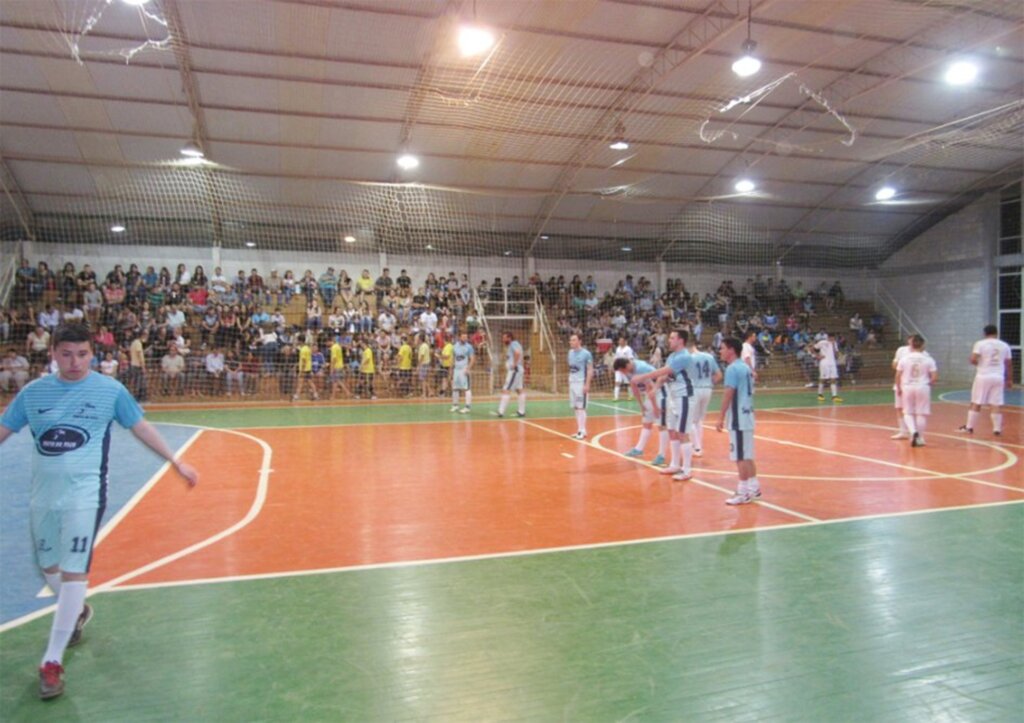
[2,504,1021,721]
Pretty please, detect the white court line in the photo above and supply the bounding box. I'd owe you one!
[35,428,205,599]
[519,418,819,523]
[0,425,274,635]
[938,390,1024,415]
[56,499,1024,598]
[764,409,1022,492]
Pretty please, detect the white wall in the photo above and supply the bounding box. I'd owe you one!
[878,193,997,382]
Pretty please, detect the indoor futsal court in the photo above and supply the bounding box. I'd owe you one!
[1,0,1023,721]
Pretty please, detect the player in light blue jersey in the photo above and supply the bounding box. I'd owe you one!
[631,328,697,480]
[495,331,526,418]
[715,337,761,505]
[688,340,722,457]
[0,324,199,700]
[613,357,669,463]
[450,330,475,414]
[567,333,594,439]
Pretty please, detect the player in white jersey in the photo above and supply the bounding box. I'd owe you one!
[0,324,198,700]
[959,324,1013,436]
[567,333,594,439]
[450,330,475,413]
[612,336,635,401]
[895,334,938,447]
[613,357,669,463]
[688,341,722,457]
[890,335,915,439]
[813,332,843,403]
[741,330,757,381]
[495,331,526,418]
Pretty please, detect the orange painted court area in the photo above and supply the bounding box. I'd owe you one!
[89,403,1023,589]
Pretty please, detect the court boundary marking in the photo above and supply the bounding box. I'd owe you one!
[938,389,1024,414]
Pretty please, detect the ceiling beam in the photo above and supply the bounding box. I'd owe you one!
[0,153,36,240]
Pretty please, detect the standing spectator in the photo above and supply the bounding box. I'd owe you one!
[282,270,297,305]
[358,338,377,400]
[128,332,148,401]
[293,337,319,402]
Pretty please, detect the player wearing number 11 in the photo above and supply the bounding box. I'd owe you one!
[716,337,762,505]
[0,323,199,701]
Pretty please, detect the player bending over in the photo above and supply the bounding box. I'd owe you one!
[614,357,668,463]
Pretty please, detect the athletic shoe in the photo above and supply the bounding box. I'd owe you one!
[458,407,470,414]
[571,431,587,440]
[693,448,703,457]
[492,412,504,418]
[956,425,973,434]
[39,661,64,700]
[624,448,643,458]
[817,395,825,402]
[804,383,815,388]
[832,396,843,404]
[449,405,459,412]
[650,454,666,466]
[994,430,1002,436]
[672,472,693,482]
[911,432,924,447]
[658,466,682,475]
[725,488,762,505]
[68,603,93,648]
[890,432,909,440]
[515,412,526,418]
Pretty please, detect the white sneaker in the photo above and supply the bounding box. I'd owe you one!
[571,431,587,440]
[450,405,459,412]
[693,448,703,457]
[726,487,762,505]
[459,407,470,414]
[672,472,693,482]
[891,432,909,440]
[658,466,682,475]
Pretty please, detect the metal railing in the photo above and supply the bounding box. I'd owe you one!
[0,246,19,308]
[479,285,536,318]
[534,293,558,393]
[472,288,496,393]
[873,279,924,340]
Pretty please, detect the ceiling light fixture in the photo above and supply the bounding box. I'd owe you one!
[344,235,356,243]
[944,60,978,85]
[110,224,126,233]
[397,154,420,170]
[540,235,549,240]
[121,0,151,5]
[425,244,435,251]
[245,241,257,248]
[621,246,633,252]
[734,178,756,194]
[609,120,629,150]
[180,141,204,158]
[731,1,761,78]
[874,186,897,201]
[458,25,495,57]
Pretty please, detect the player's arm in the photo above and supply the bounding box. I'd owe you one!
[628,379,645,406]
[716,386,735,433]
[1006,355,1013,389]
[894,363,903,395]
[969,352,979,366]
[632,366,672,387]
[0,425,13,445]
[130,420,199,487]
[584,356,593,393]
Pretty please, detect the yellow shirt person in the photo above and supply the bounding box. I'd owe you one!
[360,345,375,374]
[441,341,454,369]
[330,341,345,372]
[298,343,312,373]
[397,342,413,371]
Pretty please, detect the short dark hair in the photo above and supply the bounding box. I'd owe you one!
[671,328,689,344]
[51,323,92,347]
[984,324,998,336]
[720,337,742,356]
[910,334,925,349]
[613,358,631,371]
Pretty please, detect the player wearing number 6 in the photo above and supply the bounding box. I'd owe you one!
[895,334,938,448]
[567,333,594,439]
[715,337,761,505]
[0,323,199,701]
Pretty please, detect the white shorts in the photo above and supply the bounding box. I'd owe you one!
[729,429,755,462]
[640,394,657,425]
[971,375,1005,406]
[656,387,669,428]
[692,387,712,423]
[32,506,103,574]
[503,368,524,392]
[453,369,470,391]
[893,385,902,409]
[665,394,693,436]
[569,382,587,410]
[901,386,931,415]
[615,370,629,384]
[818,360,838,380]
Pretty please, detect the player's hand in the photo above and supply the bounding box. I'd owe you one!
[175,461,199,487]
[715,420,724,433]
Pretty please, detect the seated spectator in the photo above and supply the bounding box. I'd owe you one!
[205,347,226,395]
[188,284,209,314]
[266,270,284,306]
[0,348,30,393]
[282,270,296,305]
[224,349,245,396]
[99,351,118,378]
[161,344,186,395]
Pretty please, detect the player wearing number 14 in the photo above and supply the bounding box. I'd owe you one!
[0,323,198,700]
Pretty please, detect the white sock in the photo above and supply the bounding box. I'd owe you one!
[452,390,459,406]
[44,571,62,597]
[915,415,927,439]
[42,581,87,665]
[748,476,760,492]
[613,384,620,401]
[817,382,824,395]
[897,414,908,434]
[967,410,979,429]
[830,382,838,397]
[903,413,917,435]
[498,394,509,415]
[992,413,1002,433]
[518,392,526,415]
[575,409,587,434]
[692,422,703,450]
[465,391,472,408]
[636,427,651,450]
[658,430,669,456]
[736,478,749,495]
[670,439,681,469]
[682,442,693,474]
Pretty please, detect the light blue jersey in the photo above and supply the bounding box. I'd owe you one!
[665,349,694,397]
[630,360,655,389]
[690,350,720,389]
[506,340,524,371]
[723,359,755,431]
[1,372,144,510]
[567,347,593,384]
[453,341,474,371]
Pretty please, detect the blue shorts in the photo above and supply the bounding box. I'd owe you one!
[32,506,104,574]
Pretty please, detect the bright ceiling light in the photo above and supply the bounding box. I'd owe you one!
[343,235,356,243]
[875,186,897,201]
[121,0,151,5]
[944,60,978,85]
[732,40,761,77]
[111,224,126,233]
[540,235,549,240]
[734,178,756,193]
[609,140,629,150]
[457,25,495,57]
[180,142,204,158]
[425,244,435,251]
[397,154,420,170]
[245,241,257,248]
[621,246,633,252]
